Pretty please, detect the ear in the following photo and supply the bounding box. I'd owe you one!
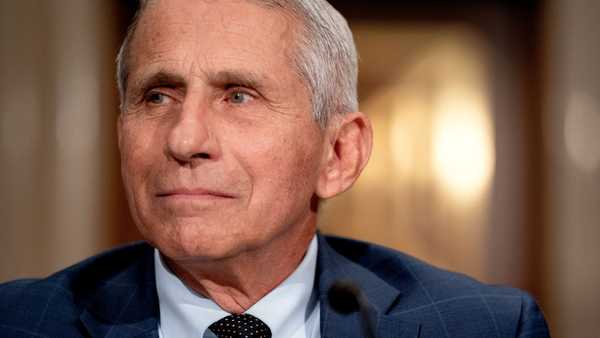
[316,112,373,199]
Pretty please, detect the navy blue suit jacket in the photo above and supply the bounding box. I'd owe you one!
[0,235,550,337]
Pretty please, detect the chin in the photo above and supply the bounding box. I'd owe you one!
[140,217,251,261]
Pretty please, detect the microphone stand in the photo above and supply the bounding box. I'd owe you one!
[327,280,377,338]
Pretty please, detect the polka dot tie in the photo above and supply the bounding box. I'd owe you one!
[207,313,272,338]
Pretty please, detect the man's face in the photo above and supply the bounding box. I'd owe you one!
[118,0,328,260]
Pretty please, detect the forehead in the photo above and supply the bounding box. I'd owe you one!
[129,0,298,81]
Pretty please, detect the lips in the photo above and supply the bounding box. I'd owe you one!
[156,187,235,199]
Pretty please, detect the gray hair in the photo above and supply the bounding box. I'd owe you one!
[116,0,358,127]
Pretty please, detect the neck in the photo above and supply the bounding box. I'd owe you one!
[164,221,317,313]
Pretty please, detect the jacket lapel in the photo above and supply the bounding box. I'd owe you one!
[317,235,421,338]
[79,243,160,338]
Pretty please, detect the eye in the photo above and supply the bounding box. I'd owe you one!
[145,91,171,105]
[228,90,252,104]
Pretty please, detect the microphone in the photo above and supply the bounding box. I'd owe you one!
[327,280,377,338]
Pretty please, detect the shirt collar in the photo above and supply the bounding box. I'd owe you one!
[154,235,319,338]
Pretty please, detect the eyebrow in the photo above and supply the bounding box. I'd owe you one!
[132,70,187,94]
[131,68,269,97]
[206,69,267,92]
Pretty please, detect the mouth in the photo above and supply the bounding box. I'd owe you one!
[156,188,235,200]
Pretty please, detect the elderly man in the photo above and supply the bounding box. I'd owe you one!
[0,0,549,337]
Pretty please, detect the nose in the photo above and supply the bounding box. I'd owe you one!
[166,101,219,165]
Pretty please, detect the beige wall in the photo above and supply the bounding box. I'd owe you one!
[544,0,600,337]
[0,0,120,281]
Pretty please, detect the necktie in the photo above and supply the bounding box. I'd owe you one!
[206,313,272,338]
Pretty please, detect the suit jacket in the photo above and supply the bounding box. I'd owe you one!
[0,235,550,338]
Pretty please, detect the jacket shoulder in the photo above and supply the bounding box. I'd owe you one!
[322,235,550,337]
[0,242,154,336]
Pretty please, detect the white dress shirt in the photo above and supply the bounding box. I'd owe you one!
[155,236,320,338]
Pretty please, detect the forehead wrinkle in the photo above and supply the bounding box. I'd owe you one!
[129,0,310,108]
[135,0,301,76]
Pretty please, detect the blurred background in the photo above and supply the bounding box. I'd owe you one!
[0,0,598,337]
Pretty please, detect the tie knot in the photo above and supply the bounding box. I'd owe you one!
[207,313,272,338]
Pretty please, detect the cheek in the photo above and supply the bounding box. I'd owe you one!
[119,121,163,196]
[121,118,162,164]
[248,128,323,200]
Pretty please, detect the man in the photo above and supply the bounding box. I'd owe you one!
[0,0,550,337]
